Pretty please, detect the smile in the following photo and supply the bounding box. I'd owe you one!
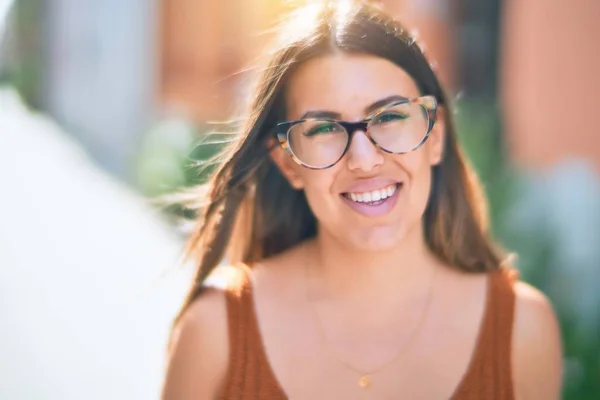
[343,183,399,204]
[341,183,403,217]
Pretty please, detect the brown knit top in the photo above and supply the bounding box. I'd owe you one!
[219,267,517,399]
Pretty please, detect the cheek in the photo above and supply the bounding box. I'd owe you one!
[395,151,434,214]
[395,149,430,178]
[411,167,433,214]
[298,170,339,218]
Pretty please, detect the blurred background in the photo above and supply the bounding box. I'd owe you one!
[0,0,598,398]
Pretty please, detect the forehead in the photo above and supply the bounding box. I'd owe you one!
[285,53,420,120]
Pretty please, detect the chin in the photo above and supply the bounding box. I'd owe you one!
[346,225,408,253]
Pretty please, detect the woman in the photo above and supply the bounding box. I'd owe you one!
[162,1,562,399]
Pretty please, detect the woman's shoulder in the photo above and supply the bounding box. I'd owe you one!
[162,282,231,399]
[171,263,255,350]
[161,254,302,398]
[505,268,560,350]
[510,275,563,399]
[174,263,252,336]
[486,267,560,359]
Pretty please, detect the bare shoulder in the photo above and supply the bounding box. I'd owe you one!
[161,287,229,400]
[512,280,563,400]
[512,280,561,351]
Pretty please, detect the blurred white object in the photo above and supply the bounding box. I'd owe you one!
[0,88,191,399]
[0,0,12,37]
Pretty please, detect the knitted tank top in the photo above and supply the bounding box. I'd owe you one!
[219,267,517,399]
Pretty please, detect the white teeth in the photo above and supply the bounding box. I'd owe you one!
[346,184,399,203]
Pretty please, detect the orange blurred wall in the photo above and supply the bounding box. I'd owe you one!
[501,0,600,173]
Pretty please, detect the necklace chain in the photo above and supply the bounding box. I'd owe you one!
[304,250,436,389]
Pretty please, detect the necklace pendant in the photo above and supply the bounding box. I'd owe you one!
[359,374,371,389]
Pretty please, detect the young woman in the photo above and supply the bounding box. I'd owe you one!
[162,1,562,399]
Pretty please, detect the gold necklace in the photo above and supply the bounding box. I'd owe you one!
[305,256,436,389]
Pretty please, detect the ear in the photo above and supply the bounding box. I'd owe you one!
[267,138,305,190]
[428,107,446,166]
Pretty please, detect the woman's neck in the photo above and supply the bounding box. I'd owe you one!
[306,223,440,302]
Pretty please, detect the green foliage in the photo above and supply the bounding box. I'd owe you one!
[135,118,227,222]
[135,119,226,196]
[4,0,44,109]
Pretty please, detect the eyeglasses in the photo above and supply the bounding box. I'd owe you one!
[274,95,438,169]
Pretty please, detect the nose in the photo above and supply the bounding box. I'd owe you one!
[345,130,384,172]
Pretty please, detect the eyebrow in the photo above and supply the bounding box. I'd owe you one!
[364,95,408,115]
[299,95,408,120]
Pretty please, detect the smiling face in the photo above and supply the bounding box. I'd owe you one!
[271,53,445,252]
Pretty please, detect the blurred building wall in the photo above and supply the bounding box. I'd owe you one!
[501,0,600,173]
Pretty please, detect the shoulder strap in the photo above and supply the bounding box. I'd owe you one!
[452,268,518,399]
[482,268,518,397]
[221,264,255,397]
[490,268,517,357]
[221,264,283,398]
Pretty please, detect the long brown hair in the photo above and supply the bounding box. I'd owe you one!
[176,0,506,322]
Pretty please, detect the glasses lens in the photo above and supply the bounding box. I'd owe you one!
[368,102,430,153]
[287,120,348,168]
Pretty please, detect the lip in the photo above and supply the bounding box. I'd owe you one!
[340,183,402,217]
[341,177,401,194]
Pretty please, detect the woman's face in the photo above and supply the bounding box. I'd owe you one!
[273,53,444,252]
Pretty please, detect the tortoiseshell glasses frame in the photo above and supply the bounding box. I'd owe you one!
[273,95,438,170]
